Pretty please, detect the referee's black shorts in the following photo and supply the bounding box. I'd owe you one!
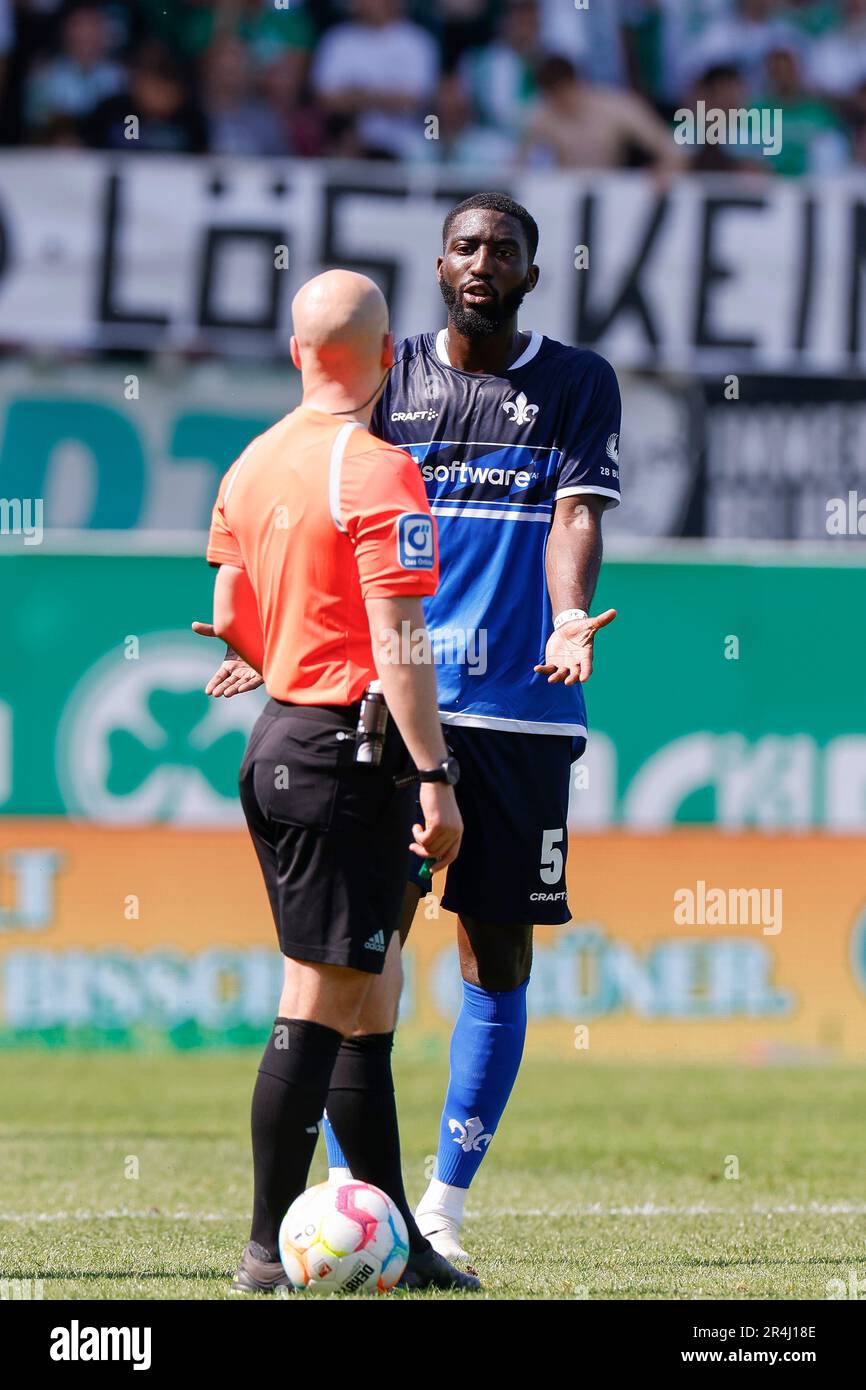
[239,698,415,974]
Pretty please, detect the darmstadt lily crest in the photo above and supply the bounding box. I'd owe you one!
[501,391,539,426]
[448,1115,493,1152]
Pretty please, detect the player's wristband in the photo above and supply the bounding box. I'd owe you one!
[553,608,588,630]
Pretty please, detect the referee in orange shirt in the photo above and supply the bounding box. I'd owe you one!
[205,270,477,1293]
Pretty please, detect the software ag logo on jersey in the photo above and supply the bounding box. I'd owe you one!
[398,513,435,569]
[413,440,555,507]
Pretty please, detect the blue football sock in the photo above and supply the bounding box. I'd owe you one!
[434,978,528,1189]
[322,1111,350,1171]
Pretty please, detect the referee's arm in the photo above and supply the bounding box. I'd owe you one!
[211,564,265,677]
[367,593,462,872]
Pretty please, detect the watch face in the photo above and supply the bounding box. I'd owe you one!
[446,756,460,786]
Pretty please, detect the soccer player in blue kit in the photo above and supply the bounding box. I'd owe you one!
[320,191,621,1262]
[202,191,621,1266]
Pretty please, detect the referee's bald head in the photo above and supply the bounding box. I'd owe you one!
[292,270,389,359]
[290,271,393,412]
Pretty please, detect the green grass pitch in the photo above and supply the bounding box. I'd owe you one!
[2,1053,864,1300]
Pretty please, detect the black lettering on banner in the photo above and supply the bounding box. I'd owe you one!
[847,201,866,357]
[322,180,408,307]
[694,195,765,352]
[575,192,668,348]
[435,180,500,234]
[98,171,169,330]
[794,196,815,353]
[196,226,287,332]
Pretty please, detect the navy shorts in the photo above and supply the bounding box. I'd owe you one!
[409,725,584,925]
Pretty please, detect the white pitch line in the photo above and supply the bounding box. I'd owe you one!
[485,1203,866,1218]
[3,1202,866,1223]
[0,1210,234,1223]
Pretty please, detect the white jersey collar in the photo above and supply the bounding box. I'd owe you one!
[435,328,543,372]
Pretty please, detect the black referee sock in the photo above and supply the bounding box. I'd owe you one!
[249,1016,343,1260]
[325,1032,430,1255]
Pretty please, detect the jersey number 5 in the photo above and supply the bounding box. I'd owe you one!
[540,828,564,884]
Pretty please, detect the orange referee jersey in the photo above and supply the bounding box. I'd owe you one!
[206,405,439,706]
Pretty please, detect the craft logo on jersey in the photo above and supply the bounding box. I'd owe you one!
[501,391,539,426]
[606,432,620,462]
[397,512,435,569]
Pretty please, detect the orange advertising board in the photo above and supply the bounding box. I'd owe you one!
[1,821,865,1059]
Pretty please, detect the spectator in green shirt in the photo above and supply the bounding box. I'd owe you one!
[756,41,850,174]
[139,0,315,64]
[782,0,842,39]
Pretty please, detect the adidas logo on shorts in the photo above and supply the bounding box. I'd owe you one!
[363,930,386,953]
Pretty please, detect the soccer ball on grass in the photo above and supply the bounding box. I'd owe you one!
[278,1180,409,1294]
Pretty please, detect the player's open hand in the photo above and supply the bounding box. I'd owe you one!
[191,621,264,698]
[534,609,617,685]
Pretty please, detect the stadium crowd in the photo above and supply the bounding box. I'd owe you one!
[0,0,864,173]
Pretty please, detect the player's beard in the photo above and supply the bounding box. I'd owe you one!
[439,276,531,338]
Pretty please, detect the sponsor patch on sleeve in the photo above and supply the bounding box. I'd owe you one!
[397,513,435,570]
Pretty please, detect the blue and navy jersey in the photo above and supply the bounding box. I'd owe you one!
[371,329,622,735]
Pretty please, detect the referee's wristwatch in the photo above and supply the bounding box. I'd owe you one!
[394,756,458,789]
[417,756,460,787]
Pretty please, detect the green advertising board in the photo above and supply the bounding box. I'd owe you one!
[2,550,864,829]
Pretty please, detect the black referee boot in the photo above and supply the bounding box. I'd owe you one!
[396,1247,481,1292]
[230,1241,293,1295]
